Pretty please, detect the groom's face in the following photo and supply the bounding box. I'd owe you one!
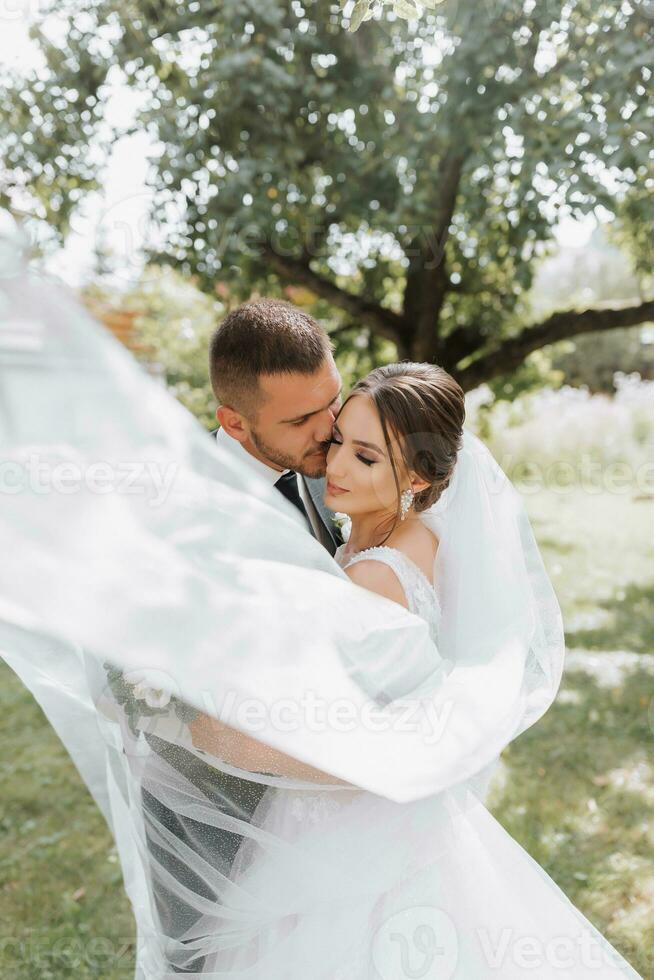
[237,357,343,478]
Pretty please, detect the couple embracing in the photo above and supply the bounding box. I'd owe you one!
[0,205,641,978]
[137,297,639,978]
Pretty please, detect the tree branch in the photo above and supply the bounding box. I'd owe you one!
[327,321,369,341]
[262,244,405,346]
[455,300,654,391]
[432,150,467,252]
[439,321,488,370]
[402,150,467,361]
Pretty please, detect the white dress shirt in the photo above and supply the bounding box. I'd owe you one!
[214,426,327,544]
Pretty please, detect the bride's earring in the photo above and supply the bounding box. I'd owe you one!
[400,488,414,521]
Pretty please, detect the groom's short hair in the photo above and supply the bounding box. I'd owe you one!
[209,298,334,417]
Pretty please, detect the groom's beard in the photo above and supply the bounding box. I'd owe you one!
[249,427,329,479]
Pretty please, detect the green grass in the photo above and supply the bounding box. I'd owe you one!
[0,667,135,978]
[1,488,653,977]
[525,488,654,652]
[488,487,654,977]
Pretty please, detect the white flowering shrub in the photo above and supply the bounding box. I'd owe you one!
[466,376,654,492]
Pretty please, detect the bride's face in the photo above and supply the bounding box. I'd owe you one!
[325,394,412,517]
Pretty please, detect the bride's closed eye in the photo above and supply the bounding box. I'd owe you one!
[328,433,376,467]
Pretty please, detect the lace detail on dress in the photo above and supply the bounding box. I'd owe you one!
[335,544,441,644]
[289,793,345,825]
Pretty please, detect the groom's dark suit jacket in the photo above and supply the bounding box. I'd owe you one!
[142,426,343,973]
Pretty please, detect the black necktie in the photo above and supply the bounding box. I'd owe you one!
[274,470,312,531]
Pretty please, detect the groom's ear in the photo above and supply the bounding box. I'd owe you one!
[216,405,249,443]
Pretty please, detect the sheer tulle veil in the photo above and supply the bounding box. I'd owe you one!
[0,218,605,978]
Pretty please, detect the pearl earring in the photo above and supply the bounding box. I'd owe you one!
[400,488,414,521]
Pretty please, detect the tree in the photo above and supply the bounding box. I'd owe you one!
[82,267,223,428]
[2,0,652,390]
[530,227,654,391]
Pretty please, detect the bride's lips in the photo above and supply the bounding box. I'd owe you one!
[326,479,349,495]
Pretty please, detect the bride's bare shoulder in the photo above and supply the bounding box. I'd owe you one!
[384,518,439,585]
[344,559,409,610]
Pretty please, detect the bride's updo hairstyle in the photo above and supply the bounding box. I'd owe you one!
[347,362,465,539]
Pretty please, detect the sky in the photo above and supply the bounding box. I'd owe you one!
[1,4,598,290]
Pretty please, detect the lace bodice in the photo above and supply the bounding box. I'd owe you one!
[334,543,441,644]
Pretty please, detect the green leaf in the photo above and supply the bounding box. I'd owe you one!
[348,0,371,32]
[394,0,420,18]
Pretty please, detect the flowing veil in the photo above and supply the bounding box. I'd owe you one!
[0,219,640,978]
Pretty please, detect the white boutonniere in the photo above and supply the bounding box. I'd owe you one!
[103,662,199,736]
[333,512,352,543]
[123,668,173,709]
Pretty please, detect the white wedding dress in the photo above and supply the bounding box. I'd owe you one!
[0,227,642,979]
[203,541,640,979]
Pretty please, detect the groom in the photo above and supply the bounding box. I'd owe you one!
[209,298,345,555]
[143,299,346,972]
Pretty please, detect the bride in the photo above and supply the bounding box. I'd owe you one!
[0,240,641,978]
[181,363,640,978]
